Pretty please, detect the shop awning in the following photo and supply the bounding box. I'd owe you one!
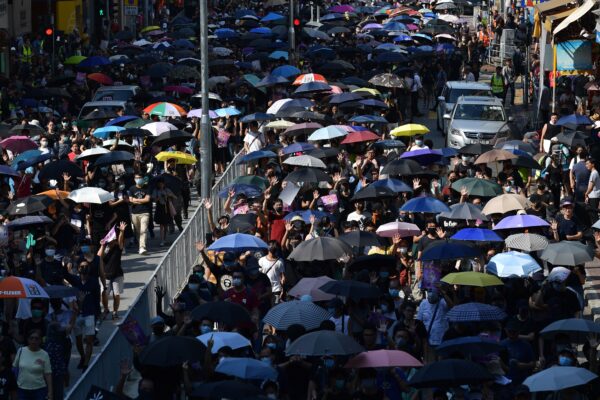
[534,0,577,14]
[544,8,576,32]
[553,0,597,34]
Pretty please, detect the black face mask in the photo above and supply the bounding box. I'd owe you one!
[152,327,164,336]
[427,227,437,235]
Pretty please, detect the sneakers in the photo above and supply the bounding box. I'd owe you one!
[139,248,148,255]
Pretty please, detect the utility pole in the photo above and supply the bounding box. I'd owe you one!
[288,0,295,66]
[51,15,55,76]
[199,0,212,200]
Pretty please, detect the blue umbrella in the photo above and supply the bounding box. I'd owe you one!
[6,215,53,230]
[256,75,289,87]
[282,142,316,155]
[214,106,241,117]
[0,165,19,177]
[271,65,301,77]
[215,357,277,380]
[421,240,480,261]
[447,302,507,322]
[523,366,597,392]
[436,336,503,357]
[236,150,278,164]
[14,153,53,170]
[79,56,111,67]
[234,8,257,18]
[294,81,332,94]
[359,99,388,108]
[375,52,409,63]
[412,33,433,41]
[400,148,443,165]
[435,43,455,54]
[12,149,42,167]
[371,178,413,193]
[207,233,268,252]
[250,27,272,35]
[400,196,450,213]
[393,34,413,42]
[493,214,549,230]
[239,112,275,123]
[269,50,288,60]
[320,13,344,21]
[329,93,363,104]
[383,22,407,31]
[105,115,139,126]
[173,39,194,49]
[451,228,503,242]
[215,28,239,39]
[375,43,403,52]
[348,115,388,124]
[261,12,285,22]
[557,114,593,126]
[284,210,334,223]
[263,300,331,330]
[308,126,347,141]
[486,251,542,277]
[93,125,125,139]
[440,147,459,158]
[371,140,406,149]
[218,183,262,199]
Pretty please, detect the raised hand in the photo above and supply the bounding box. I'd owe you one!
[392,233,401,245]
[119,221,127,231]
[195,241,206,252]
[412,178,421,190]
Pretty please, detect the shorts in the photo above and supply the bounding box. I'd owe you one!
[73,315,95,337]
[105,276,124,296]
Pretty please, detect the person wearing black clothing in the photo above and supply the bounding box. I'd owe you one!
[88,202,116,249]
[36,245,64,286]
[129,174,152,255]
[551,199,584,242]
[19,300,48,344]
[0,348,17,400]
[109,181,133,244]
[100,221,126,320]
[177,270,217,311]
[196,243,238,295]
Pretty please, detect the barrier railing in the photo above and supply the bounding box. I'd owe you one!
[65,152,245,399]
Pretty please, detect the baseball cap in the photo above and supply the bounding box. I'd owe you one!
[290,216,304,223]
[150,316,165,326]
[560,197,573,207]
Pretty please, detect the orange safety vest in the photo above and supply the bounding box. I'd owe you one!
[478,31,490,47]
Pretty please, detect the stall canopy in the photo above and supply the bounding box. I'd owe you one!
[553,0,597,34]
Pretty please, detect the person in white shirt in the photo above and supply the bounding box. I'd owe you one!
[328,298,350,334]
[585,158,600,217]
[408,135,429,151]
[411,71,423,118]
[258,241,285,303]
[243,120,265,153]
[346,201,370,229]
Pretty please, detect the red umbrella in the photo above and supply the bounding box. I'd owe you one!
[344,350,423,368]
[164,85,194,95]
[340,130,380,144]
[88,73,114,85]
[0,136,37,154]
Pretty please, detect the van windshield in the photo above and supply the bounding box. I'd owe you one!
[447,89,493,103]
[453,104,506,121]
[92,91,133,102]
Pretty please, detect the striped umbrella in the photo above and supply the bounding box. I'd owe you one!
[505,233,549,252]
[143,102,187,117]
[263,300,331,330]
[293,73,327,85]
[447,302,507,322]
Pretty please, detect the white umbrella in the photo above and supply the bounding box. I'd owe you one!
[486,251,541,278]
[75,147,110,161]
[68,187,114,204]
[267,98,295,115]
[265,120,294,129]
[141,122,178,136]
[133,39,152,46]
[437,15,464,24]
[283,155,327,168]
[435,33,457,41]
[207,76,230,88]
[101,139,133,149]
[212,47,233,56]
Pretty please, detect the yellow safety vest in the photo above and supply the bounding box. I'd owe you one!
[491,74,504,94]
[21,46,32,64]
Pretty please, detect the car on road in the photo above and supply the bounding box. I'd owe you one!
[77,101,136,120]
[92,85,141,103]
[437,81,493,133]
[444,96,512,149]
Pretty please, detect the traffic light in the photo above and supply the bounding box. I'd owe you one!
[99,7,105,16]
[293,17,302,35]
[45,28,53,36]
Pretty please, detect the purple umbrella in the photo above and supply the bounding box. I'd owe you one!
[400,149,443,165]
[329,4,354,13]
[493,214,550,230]
[362,23,384,31]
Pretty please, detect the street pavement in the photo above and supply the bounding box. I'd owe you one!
[65,195,201,394]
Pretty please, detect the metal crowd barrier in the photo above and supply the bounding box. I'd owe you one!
[65,152,245,399]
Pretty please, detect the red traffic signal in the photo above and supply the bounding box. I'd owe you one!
[293,18,301,27]
[45,28,53,36]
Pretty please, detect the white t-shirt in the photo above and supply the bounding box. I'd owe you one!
[258,256,285,293]
[330,315,350,334]
[13,347,52,390]
[243,130,265,153]
[589,169,600,198]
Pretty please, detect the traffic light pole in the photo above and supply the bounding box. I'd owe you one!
[288,0,295,66]
[51,16,55,76]
[199,0,212,200]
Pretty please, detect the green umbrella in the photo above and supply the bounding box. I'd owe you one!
[124,119,149,128]
[451,177,502,198]
[64,55,87,65]
[231,175,269,190]
[242,74,266,94]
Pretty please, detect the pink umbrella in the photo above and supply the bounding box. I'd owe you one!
[0,136,37,154]
[288,276,336,302]
[376,221,421,238]
[345,350,423,368]
[329,4,354,13]
[329,85,343,94]
[340,131,380,144]
[188,108,218,119]
[406,23,419,31]
[164,85,194,95]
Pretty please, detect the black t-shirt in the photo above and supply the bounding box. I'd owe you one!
[0,368,17,400]
[556,214,583,240]
[103,246,124,280]
[40,259,64,285]
[90,203,112,232]
[129,185,152,214]
[542,286,582,321]
[54,222,76,251]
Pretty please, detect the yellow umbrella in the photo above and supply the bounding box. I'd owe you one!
[352,87,381,96]
[390,123,430,137]
[265,120,294,129]
[141,25,161,34]
[441,271,503,287]
[156,151,197,165]
[35,190,70,200]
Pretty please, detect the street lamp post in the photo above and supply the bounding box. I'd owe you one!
[288,0,295,66]
[199,0,212,200]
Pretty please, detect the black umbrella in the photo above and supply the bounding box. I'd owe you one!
[339,231,385,248]
[288,237,352,261]
[283,168,333,187]
[82,108,117,121]
[148,173,183,194]
[512,154,542,170]
[10,124,45,136]
[458,143,494,155]
[152,130,193,147]
[306,147,339,158]
[381,158,423,176]
[555,131,588,147]
[283,122,323,137]
[228,213,257,234]
[408,359,493,388]
[351,185,396,201]
[6,215,53,230]
[121,128,152,137]
[286,330,365,356]
[319,280,381,299]
[139,336,205,366]
[92,151,134,167]
[191,301,252,326]
[348,255,397,271]
[146,62,173,78]
[26,87,71,99]
[7,195,53,216]
[44,285,80,299]
[191,381,261,399]
[114,30,134,41]
[38,160,83,181]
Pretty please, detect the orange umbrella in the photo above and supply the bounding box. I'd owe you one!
[293,73,327,85]
[36,189,70,200]
[87,73,114,85]
[0,276,48,298]
[143,102,187,117]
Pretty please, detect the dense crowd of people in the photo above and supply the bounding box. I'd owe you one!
[1,0,600,400]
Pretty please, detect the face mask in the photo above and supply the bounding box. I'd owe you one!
[232,278,242,287]
[379,271,389,279]
[380,304,389,313]
[274,206,283,213]
[323,358,335,368]
[45,249,55,257]
[427,227,437,235]
[399,247,408,254]
[415,140,423,146]
[335,379,345,390]
[389,289,400,298]
[428,291,440,304]
[200,325,212,335]
[62,122,68,127]
[100,167,108,174]
[81,246,90,254]
[504,186,512,193]
[261,357,272,366]
[462,155,471,162]
[266,342,277,350]
[188,283,199,291]
[31,309,43,318]
[558,356,574,366]
[135,178,144,186]
[119,184,126,191]
[361,379,376,389]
